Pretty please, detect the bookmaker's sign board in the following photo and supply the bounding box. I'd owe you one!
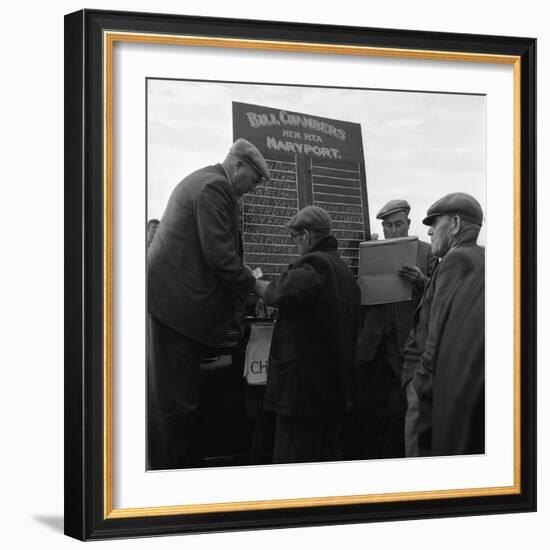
[233,102,371,279]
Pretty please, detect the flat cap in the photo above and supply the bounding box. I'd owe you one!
[229,138,271,182]
[286,205,332,232]
[422,192,483,226]
[376,199,411,219]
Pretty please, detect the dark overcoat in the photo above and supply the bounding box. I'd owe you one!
[403,242,485,456]
[263,236,361,418]
[147,164,255,346]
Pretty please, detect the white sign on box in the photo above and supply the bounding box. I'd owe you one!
[243,323,274,385]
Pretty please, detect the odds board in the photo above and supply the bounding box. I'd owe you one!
[233,101,370,279]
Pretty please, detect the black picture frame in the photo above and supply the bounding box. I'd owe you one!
[64,8,536,541]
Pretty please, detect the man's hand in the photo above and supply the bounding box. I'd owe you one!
[398,265,428,290]
[254,279,270,297]
[245,265,263,279]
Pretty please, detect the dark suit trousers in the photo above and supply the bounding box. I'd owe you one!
[147,315,204,470]
[353,329,406,459]
[272,414,340,464]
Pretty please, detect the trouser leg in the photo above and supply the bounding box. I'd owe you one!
[380,335,406,458]
[404,381,420,457]
[147,315,203,470]
[273,415,340,464]
[353,351,392,459]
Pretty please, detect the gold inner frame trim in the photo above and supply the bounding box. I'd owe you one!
[103,31,522,520]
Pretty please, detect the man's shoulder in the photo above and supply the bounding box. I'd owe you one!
[185,164,233,202]
[188,164,227,186]
[297,249,326,266]
[447,244,484,260]
[440,245,483,273]
[294,249,331,274]
[301,241,338,263]
[300,248,355,279]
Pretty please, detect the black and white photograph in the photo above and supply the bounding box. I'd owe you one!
[146,78,486,471]
[58,5,538,543]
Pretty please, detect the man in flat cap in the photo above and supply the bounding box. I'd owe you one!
[255,206,361,464]
[403,192,485,457]
[147,138,270,469]
[352,199,436,459]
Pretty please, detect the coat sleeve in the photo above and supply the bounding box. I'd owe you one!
[263,259,325,308]
[420,251,470,374]
[195,181,255,296]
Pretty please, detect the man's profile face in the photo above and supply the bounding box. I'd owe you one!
[232,161,263,197]
[381,211,410,239]
[428,214,453,257]
[289,229,309,256]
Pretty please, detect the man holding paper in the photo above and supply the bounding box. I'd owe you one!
[353,199,435,459]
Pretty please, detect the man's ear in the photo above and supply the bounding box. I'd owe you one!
[407,218,411,228]
[451,214,462,236]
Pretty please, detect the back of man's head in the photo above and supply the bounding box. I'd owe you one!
[287,206,331,236]
[286,206,333,252]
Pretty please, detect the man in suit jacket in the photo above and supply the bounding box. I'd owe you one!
[403,192,485,457]
[255,206,361,464]
[352,200,436,459]
[147,138,270,470]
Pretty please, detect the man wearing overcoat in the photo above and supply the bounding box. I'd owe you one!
[403,192,485,457]
[255,206,361,464]
[353,200,436,458]
[147,138,270,469]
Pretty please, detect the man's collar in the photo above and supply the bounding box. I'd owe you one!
[221,164,233,189]
[215,163,237,202]
[308,234,338,254]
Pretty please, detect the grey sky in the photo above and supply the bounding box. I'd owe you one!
[147,79,486,245]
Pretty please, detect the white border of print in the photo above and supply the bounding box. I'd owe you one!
[112,41,513,509]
